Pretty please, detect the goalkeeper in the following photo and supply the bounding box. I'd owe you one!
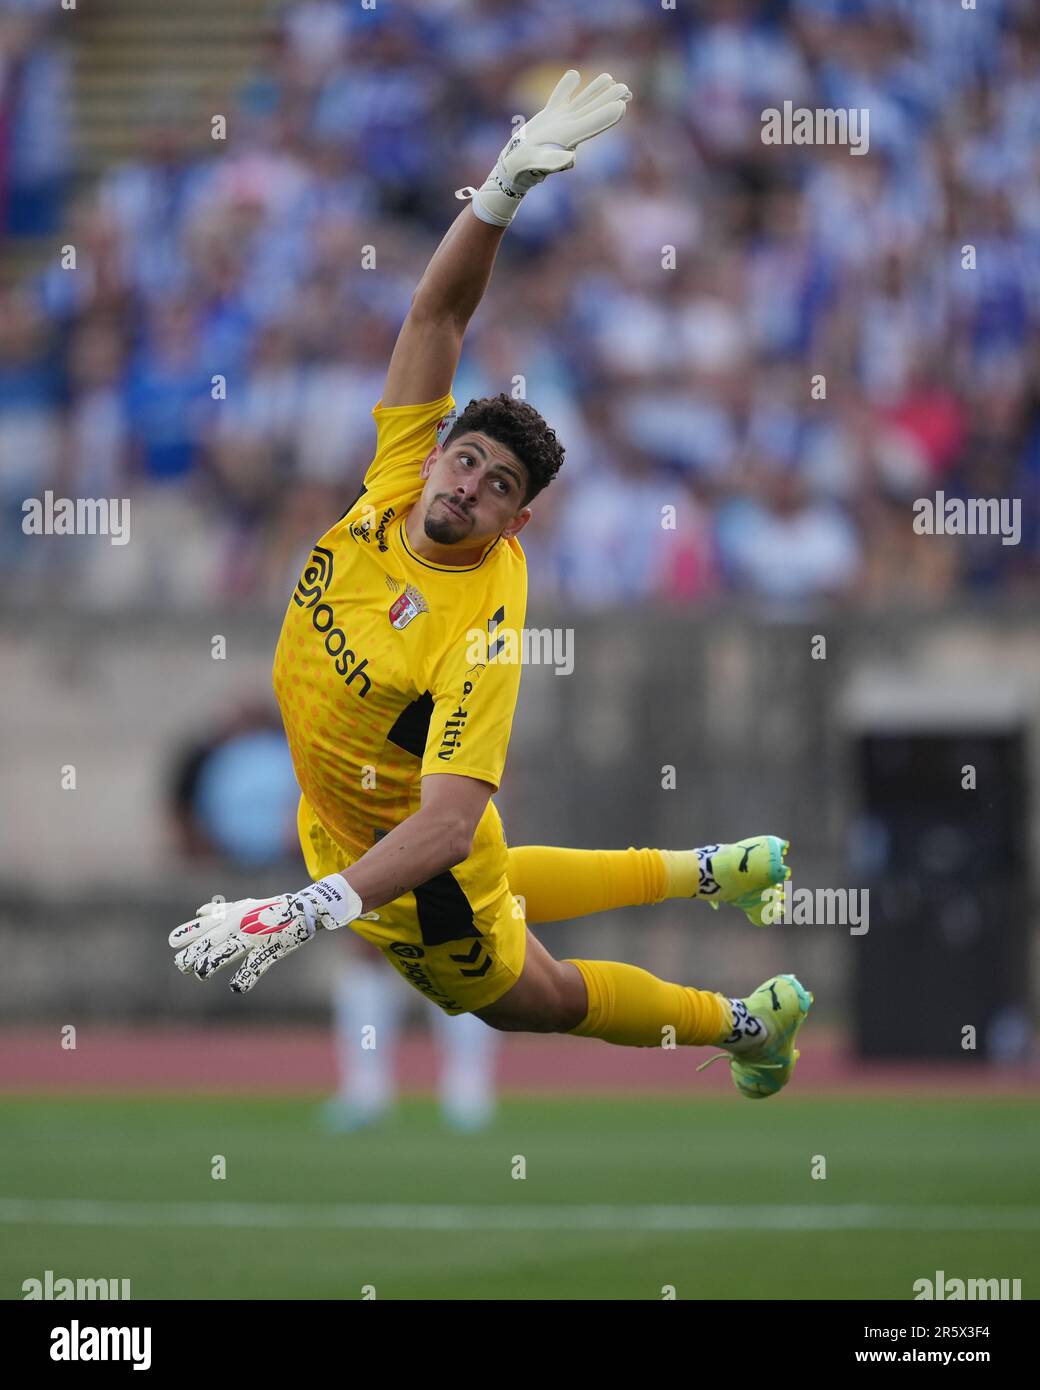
[170,71,811,1100]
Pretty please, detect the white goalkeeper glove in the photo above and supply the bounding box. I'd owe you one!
[169,873,362,995]
[463,69,633,228]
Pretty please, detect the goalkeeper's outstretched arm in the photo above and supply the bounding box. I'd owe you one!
[381,68,631,409]
[380,207,506,408]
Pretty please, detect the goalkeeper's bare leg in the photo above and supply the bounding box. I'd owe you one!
[471,842,810,1099]
[473,924,812,1101]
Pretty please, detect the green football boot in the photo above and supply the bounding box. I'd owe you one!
[698,973,813,1100]
[695,836,791,926]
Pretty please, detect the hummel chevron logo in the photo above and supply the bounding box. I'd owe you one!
[449,940,492,978]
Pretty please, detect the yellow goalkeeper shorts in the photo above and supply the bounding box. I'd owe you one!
[297,794,526,1015]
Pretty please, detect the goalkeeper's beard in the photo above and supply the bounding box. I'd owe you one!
[424,494,475,544]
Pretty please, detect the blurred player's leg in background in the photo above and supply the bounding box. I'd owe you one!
[429,1001,498,1132]
[321,938,403,1132]
[323,935,498,1132]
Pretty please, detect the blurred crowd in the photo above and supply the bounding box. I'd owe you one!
[2,0,1039,610]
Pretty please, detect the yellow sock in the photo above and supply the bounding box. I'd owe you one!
[505,846,667,923]
[657,849,702,899]
[563,958,732,1047]
[506,845,707,923]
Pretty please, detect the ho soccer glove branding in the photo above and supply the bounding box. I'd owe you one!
[463,69,632,227]
[169,874,362,995]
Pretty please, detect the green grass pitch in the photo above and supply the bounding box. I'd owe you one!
[2,1096,1038,1300]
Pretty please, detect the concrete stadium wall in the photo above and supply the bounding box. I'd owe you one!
[1,604,1038,1022]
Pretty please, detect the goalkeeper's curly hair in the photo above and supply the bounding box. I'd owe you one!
[444,393,564,505]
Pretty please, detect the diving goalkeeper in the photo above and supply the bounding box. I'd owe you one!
[170,71,811,1100]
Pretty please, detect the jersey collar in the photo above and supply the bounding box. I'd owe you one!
[397,515,502,572]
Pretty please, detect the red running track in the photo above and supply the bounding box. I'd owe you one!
[0,1026,1037,1096]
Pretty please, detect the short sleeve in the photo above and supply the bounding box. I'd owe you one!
[363,393,457,493]
[420,625,522,790]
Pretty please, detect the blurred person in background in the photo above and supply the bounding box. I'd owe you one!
[716,458,861,605]
[0,288,63,584]
[168,704,301,867]
[0,0,71,238]
[322,937,499,1134]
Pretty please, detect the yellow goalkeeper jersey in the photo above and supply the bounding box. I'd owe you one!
[272,391,527,875]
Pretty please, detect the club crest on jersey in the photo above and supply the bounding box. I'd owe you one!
[389,583,429,630]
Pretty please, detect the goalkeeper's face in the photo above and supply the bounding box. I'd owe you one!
[418,432,532,548]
